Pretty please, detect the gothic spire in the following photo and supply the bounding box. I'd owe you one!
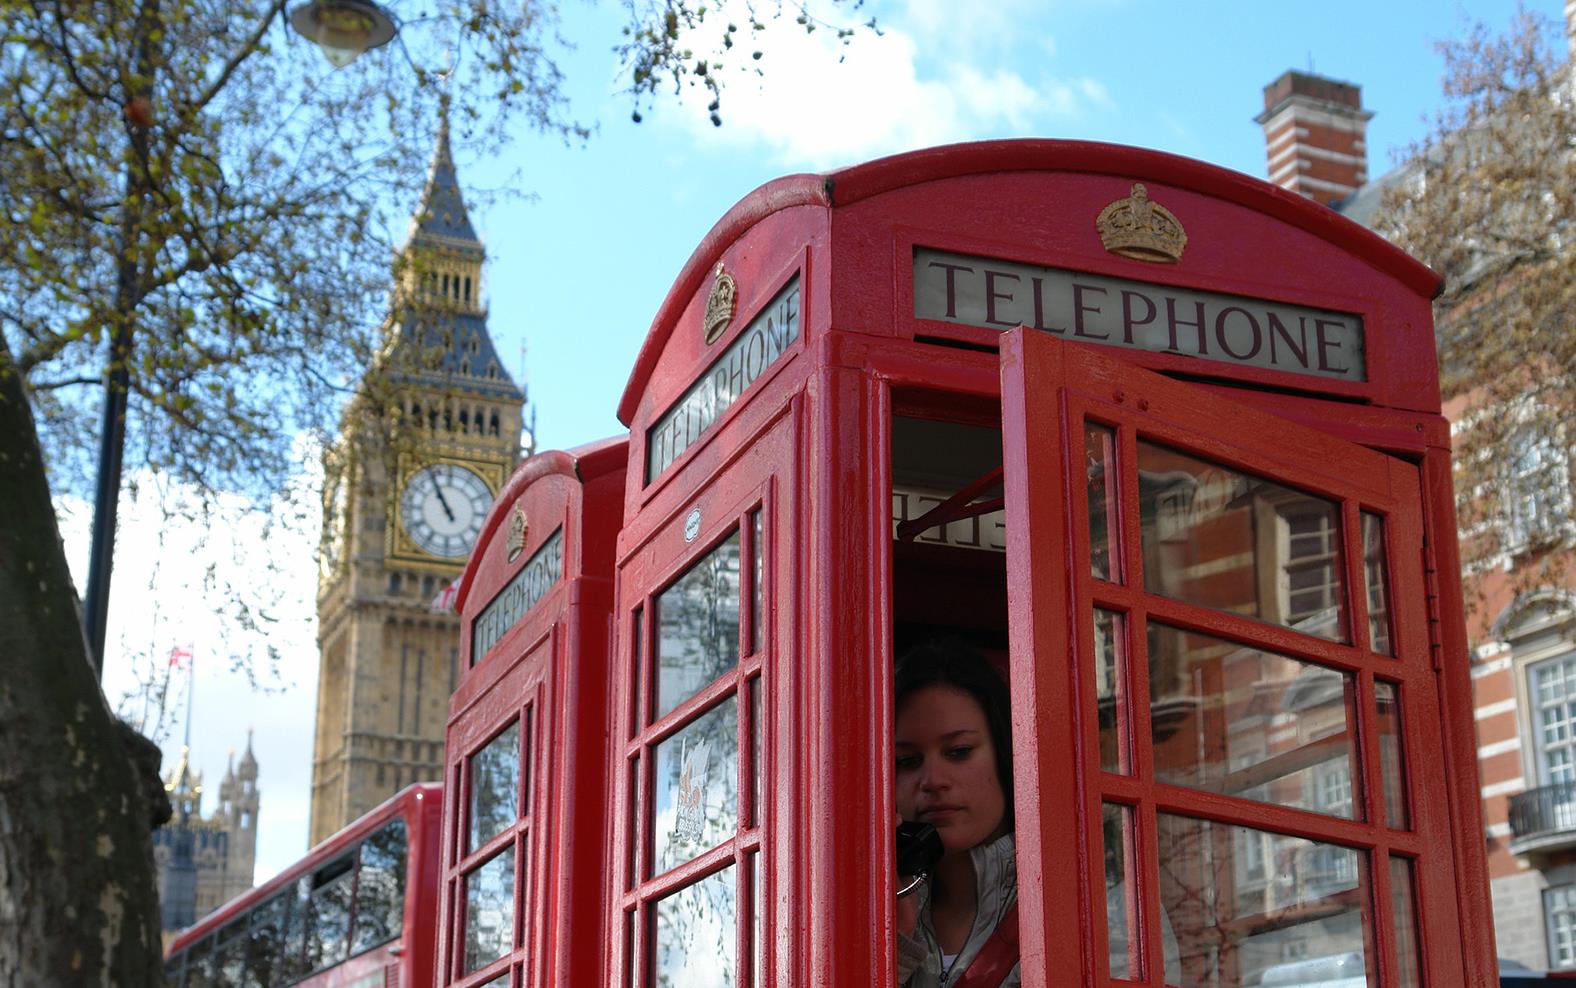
[409,102,481,250]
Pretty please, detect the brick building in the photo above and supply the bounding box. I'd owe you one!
[1260,4,1576,969]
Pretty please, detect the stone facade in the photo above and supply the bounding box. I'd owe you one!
[153,737,259,936]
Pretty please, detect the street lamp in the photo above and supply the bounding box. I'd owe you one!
[289,0,398,67]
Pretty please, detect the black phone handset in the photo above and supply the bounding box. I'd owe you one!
[895,821,944,898]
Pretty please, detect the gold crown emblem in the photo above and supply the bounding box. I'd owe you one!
[1095,183,1187,263]
[702,263,737,345]
[506,506,528,563]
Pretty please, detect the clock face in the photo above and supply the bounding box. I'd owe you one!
[399,462,492,559]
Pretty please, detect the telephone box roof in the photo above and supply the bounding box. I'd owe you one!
[453,435,627,613]
[617,139,1443,426]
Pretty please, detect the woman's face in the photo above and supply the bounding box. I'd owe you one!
[895,684,1007,854]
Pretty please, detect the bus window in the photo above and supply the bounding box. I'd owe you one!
[163,951,185,988]
[351,818,408,953]
[244,892,288,986]
[183,935,213,988]
[304,854,355,971]
[214,915,247,985]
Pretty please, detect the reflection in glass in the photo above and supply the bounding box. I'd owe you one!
[750,679,761,828]
[1150,624,1357,819]
[245,893,288,986]
[1391,856,1422,988]
[1363,512,1394,655]
[655,697,739,874]
[1137,440,1350,642]
[465,847,516,973]
[1157,813,1366,987]
[304,857,354,971]
[1376,681,1410,829]
[470,720,520,852]
[1093,609,1126,774]
[654,866,737,988]
[752,853,763,988]
[1087,424,1117,581]
[752,510,763,656]
[1102,803,1134,980]
[479,972,511,988]
[216,917,246,986]
[352,820,408,953]
[656,533,742,719]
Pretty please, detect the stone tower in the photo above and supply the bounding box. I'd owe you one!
[310,118,527,844]
[152,738,260,936]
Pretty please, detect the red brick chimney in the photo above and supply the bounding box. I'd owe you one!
[1255,71,1373,207]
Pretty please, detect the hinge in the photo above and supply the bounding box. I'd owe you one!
[1421,538,1445,672]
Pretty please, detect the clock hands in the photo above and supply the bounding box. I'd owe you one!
[429,468,456,523]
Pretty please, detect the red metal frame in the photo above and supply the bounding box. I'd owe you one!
[163,782,443,988]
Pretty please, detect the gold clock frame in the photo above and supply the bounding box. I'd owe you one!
[387,451,508,570]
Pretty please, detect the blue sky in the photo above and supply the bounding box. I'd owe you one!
[69,0,1543,885]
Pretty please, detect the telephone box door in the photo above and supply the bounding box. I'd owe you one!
[1001,329,1469,987]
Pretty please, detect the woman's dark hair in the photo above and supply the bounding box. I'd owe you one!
[895,638,1014,832]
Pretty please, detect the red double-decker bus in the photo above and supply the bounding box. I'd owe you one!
[162,783,441,988]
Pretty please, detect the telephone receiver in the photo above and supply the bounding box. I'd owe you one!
[895,820,944,898]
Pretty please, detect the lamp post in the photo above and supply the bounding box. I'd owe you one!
[289,0,398,67]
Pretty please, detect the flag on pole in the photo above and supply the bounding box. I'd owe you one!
[168,644,194,669]
[430,578,460,614]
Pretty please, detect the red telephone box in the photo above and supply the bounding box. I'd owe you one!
[606,140,1492,988]
[442,437,626,988]
[446,140,1495,988]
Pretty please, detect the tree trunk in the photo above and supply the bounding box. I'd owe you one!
[0,337,168,985]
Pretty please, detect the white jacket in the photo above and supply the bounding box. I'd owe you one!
[896,832,1020,988]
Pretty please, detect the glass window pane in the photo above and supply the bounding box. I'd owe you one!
[1362,512,1393,655]
[351,819,408,953]
[1391,857,1421,988]
[465,846,517,973]
[1549,885,1576,969]
[751,510,763,656]
[1138,440,1350,642]
[656,533,742,719]
[216,917,247,987]
[750,679,761,828]
[1087,423,1117,582]
[1102,803,1135,980]
[245,893,288,987]
[1150,623,1358,819]
[304,856,354,971]
[654,697,740,874]
[752,853,763,988]
[1093,608,1127,774]
[185,938,213,988]
[1157,813,1366,987]
[277,877,310,980]
[1376,681,1411,829]
[470,720,521,852]
[653,866,738,988]
[478,972,512,988]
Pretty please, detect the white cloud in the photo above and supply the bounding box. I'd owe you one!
[57,450,323,885]
[660,5,1116,170]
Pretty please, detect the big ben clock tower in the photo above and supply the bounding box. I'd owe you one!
[310,119,528,843]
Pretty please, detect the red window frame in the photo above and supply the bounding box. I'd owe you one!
[1002,329,1463,987]
[613,479,773,988]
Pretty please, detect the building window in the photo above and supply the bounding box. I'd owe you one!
[1506,427,1571,550]
[1547,885,1576,969]
[1533,655,1576,787]
[1282,509,1341,630]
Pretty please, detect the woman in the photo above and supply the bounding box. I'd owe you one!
[893,640,1019,988]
